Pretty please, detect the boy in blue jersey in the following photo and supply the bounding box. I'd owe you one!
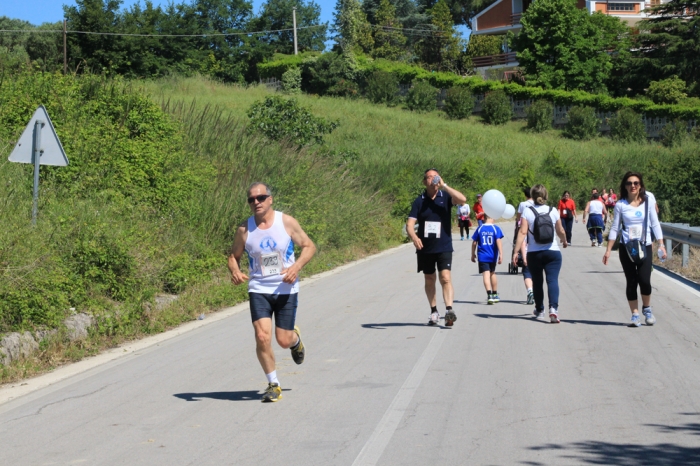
[471,215,504,304]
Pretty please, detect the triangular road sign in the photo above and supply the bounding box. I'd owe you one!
[8,105,69,166]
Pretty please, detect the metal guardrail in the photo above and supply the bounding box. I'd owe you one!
[661,223,700,267]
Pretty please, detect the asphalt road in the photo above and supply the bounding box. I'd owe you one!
[1,221,699,466]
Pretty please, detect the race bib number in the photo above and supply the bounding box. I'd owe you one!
[261,253,283,277]
[562,209,568,216]
[628,225,643,240]
[424,221,441,238]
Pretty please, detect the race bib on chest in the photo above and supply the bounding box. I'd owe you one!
[628,225,643,240]
[424,221,441,238]
[260,252,283,276]
[562,209,568,216]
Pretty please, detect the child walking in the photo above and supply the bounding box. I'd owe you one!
[471,215,504,304]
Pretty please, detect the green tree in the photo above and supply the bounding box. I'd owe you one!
[463,33,502,69]
[512,0,622,92]
[372,0,407,60]
[250,0,327,54]
[416,0,462,72]
[629,0,700,96]
[332,0,374,53]
[0,17,63,71]
[647,76,688,104]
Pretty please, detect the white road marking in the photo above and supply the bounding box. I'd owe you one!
[352,329,448,466]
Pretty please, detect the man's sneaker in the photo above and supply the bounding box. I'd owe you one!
[629,313,642,327]
[428,311,440,326]
[549,308,560,324]
[533,309,544,320]
[487,294,495,305]
[445,310,457,326]
[290,326,305,365]
[492,293,500,303]
[461,236,465,241]
[591,241,597,247]
[526,291,535,305]
[597,243,602,248]
[643,308,656,326]
[262,383,282,402]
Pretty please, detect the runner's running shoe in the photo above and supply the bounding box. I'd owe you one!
[549,308,560,324]
[492,293,500,303]
[428,311,440,326]
[629,313,641,327]
[591,241,597,247]
[487,294,495,305]
[533,309,544,320]
[597,243,602,248]
[262,383,282,402]
[642,308,656,326]
[291,325,305,365]
[445,310,457,326]
[526,291,535,305]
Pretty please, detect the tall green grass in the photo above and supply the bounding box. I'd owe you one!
[144,75,691,215]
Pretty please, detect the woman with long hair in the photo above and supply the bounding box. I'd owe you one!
[603,172,667,327]
[513,185,568,323]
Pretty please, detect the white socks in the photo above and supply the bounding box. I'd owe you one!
[266,370,279,385]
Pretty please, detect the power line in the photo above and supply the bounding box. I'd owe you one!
[0,25,326,37]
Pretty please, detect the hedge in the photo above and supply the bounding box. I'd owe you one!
[258,53,700,121]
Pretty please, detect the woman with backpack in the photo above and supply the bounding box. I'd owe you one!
[513,185,568,323]
[603,172,666,327]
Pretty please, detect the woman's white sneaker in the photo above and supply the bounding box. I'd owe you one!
[549,308,560,323]
[642,307,656,326]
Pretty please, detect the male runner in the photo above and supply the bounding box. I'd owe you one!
[406,169,467,326]
[228,182,316,402]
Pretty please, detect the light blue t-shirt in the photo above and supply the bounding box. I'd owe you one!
[472,224,504,263]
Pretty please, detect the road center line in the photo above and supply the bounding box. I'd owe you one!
[352,329,448,466]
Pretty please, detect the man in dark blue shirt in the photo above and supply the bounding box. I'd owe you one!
[406,169,467,326]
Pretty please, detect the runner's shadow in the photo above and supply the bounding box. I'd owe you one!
[582,271,624,273]
[173,390,291,402]
[474,314,625,326]
[362,322,450,329]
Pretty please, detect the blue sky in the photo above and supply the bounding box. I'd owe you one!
[1,0,468,43]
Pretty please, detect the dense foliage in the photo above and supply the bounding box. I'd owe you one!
[481,90,511,125]
[564,106,599,141]
[608,108,646,143]
[366,70,400,105]
[406,80,438,112]
[247,95,339,145]
[526,100,553,133]
[443,86,474,119]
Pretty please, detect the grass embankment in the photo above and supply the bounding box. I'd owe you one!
[147,75,698,221]
[0,71,400,383]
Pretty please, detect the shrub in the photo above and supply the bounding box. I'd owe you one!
[609,108,646,143]
[366,70,400,106]
[481,90,512,125]
[443,86,474,119]
[327,79,360,98]
[281,67,301,94]
[247,95,339,146]
[526,100,553,132]
[647,76,687,105]
[406,81,438,113]
[660,118,687,147]
[564,106,599,140]
[301,52,356,95]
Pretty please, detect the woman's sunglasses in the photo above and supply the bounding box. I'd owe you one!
[247,194,270,204]
[625,181,640,187]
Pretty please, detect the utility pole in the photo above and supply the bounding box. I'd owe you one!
[63,19,67,75]
[292,8,298,55]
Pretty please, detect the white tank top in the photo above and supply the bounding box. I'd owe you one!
[588,200,605,215]
[245,211,298,294]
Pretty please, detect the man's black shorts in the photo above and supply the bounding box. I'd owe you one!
[417,251,452,275]
[478,261,497,274]
[249,292,298,330]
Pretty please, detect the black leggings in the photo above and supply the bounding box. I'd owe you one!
[619,245,653,301]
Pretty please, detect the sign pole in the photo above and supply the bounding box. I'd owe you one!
[63,19,67,75]
[32,120,44,225]
[292,8,298,55]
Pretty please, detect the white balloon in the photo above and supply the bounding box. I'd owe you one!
[502,204,516,219]
[482,189,507,219]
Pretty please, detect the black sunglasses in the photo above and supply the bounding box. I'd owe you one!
[625,181,640,187]
[247,194,270,204]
